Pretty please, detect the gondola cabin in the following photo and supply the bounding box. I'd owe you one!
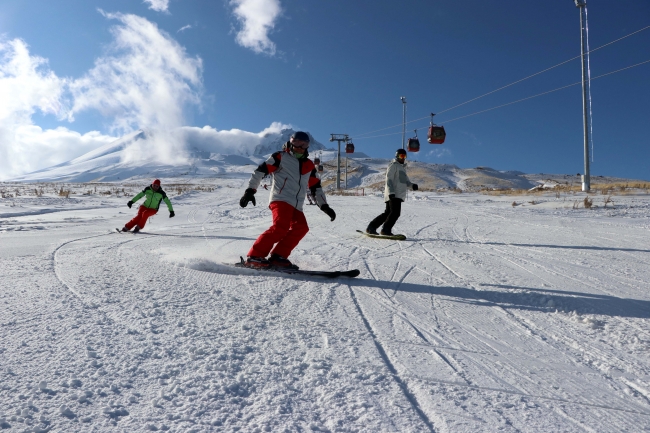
[314,157,320,165]
[318,165,324,172]
[407,137,420,152]
[427,125,446,144]
[345,142,355,154]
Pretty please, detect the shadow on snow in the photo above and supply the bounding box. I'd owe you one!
[347,279,650,319]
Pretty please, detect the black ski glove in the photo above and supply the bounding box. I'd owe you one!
[240,188,256,208]
[412,184,418,191]
[169,211,175,218]
[389,194,395,199]
[127,200,133,208]
[320,204,336,221]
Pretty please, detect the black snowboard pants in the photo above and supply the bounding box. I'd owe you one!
[368,197,402,234]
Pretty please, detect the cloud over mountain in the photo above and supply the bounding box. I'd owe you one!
[0,12,203,180]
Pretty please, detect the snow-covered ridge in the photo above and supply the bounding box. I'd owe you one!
[9,129,646,191]
[10,128,327,183]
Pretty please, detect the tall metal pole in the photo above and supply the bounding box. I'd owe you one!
[400,96,407,150]
[575,0,591,192]
[330,134,348,190]
[337,141,341,189]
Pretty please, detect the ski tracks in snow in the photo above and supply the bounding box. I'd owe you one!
[4,189,650,432]
[347,202,650,430]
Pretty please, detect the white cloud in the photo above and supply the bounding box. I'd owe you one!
[0,38,67,124]
[180,122,291,155]
[69,12,204,166]
[0,13,205,179]
[177,25,192,33]
[7,126,116,178]
[230,0,282,55]
[427,148,452,158]
[143,0,170,13]
[70,12,203,135]
[0,38,85,180]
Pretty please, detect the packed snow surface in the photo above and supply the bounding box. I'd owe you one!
[1,179,650,432]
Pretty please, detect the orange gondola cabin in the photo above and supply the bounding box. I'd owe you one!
[427,113,446,144]
[428,125,446,144]
[407,131,420,152]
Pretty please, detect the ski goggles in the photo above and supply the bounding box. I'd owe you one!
[396,153,407,159]
[291,138,310,149]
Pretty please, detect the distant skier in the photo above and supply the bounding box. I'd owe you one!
[120,179,175,233]
[239,131,336,268]
[365,149,418,236]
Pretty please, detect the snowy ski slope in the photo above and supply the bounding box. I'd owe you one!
[1,181,650,432]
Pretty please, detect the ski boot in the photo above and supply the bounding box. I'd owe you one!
[133,225,141,233]
[366,226,379,235]
[269,254,299,270]
[245,256,270,268]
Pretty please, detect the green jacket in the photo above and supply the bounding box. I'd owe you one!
[131,186,174,212]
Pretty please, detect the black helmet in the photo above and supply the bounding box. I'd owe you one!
[395,148,407,157]
[291,131,310,142]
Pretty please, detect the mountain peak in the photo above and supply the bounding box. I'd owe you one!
[254,129,326,155]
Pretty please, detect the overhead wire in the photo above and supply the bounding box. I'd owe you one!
[350,24,650,140]
[352,59,650,141]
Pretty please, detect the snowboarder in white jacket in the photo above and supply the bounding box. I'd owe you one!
[239,131,336,268]
[366,149,418,236]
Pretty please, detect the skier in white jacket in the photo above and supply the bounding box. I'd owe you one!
[239,131,336,268]
[366,149,418,236]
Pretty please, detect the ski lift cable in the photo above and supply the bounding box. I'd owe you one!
[352,58,650,141]
[436,59,650,124]
[350,25,650,139]
[434,24,650,117]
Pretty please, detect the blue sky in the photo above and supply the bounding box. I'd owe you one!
[1,0,649,180]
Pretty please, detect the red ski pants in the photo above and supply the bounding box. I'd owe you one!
[248,201,309,259]
[125,205,158,230]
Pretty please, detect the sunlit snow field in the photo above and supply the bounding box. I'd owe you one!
[1,180,650,432]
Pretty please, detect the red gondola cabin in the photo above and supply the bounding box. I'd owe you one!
[427,125,446,144]
[407,137,420,152]
[345,142,355,154]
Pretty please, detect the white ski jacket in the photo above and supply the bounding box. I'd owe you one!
[247,149,328,212]
[384,159,414,202]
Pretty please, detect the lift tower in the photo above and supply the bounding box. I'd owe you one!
[329,134,349,190]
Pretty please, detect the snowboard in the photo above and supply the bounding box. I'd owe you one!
[356,230,406,241]
[235,257,360,279]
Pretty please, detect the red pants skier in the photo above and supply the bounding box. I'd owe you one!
[125,206,158,231]
[121,179,175,233]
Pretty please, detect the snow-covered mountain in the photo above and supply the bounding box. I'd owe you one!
[10,128,327,183]
[10,127,639,191]
[254,129,327,155]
